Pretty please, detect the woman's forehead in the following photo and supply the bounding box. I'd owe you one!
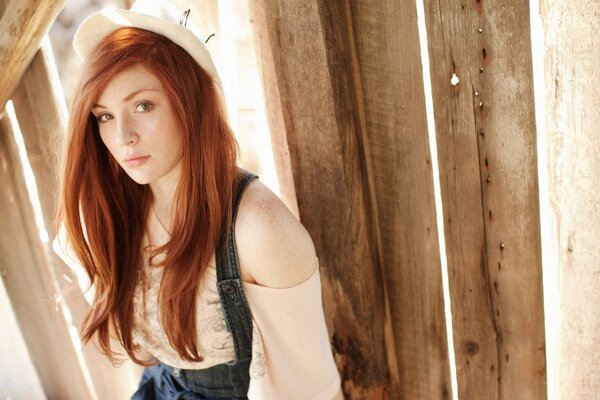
[96,65,164,105]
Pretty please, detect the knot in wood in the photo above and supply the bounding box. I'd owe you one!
[463,340,480,355]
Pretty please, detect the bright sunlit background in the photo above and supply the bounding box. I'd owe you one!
[0,1,558,399]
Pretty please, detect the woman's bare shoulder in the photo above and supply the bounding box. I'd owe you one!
[235,179,317,288]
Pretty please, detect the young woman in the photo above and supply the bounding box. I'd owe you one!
[56,0,342,398]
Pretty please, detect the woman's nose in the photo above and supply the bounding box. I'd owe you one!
[115,116,138,145]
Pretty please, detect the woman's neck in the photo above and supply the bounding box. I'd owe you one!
[151,186,176,234]
[149,164,181,233]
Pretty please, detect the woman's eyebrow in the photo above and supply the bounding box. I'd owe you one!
[122,88,159,103]
[92,88,160,109]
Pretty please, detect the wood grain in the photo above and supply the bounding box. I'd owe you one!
[0,0,65,109]
[317,1,452,398]
[424,1,547,398]
[542,1,600,398]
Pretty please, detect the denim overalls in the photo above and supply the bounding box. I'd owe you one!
[132,172,258,400]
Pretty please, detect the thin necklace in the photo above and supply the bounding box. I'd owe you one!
[151,204,171,235]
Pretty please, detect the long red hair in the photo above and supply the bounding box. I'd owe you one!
[59,27,238,364]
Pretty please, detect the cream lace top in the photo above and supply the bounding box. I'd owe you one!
[54,229,341,399]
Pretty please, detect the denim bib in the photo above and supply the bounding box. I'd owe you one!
[132,171,258,400]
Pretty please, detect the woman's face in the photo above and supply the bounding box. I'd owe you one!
[92,64,184,190]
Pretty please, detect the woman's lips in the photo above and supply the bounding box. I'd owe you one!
[123,155,150,167]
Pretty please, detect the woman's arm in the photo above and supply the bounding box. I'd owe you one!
[52,223,95,304]
[235,179,343,399]
[235,179,317,288]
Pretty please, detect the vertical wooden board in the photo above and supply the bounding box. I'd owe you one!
[315,0,452,398]
[0,114,92,399]
[542,1,600,398]
[249,1,390,397]
[11,48,142,400]
[424,1,546,399]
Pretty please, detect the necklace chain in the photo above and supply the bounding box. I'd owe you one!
[151,204,171,235]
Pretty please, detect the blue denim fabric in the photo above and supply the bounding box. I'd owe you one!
[131,360,251,399]
[131,172,258,400]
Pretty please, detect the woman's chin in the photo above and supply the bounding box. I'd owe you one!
[123,171,153,185]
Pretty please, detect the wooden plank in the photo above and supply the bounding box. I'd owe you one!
[316,1,452,398]
[248,1,391,397]
[0,112,92,399]
[11,47,142,400]
[245,0,298,217]
[0,0,65,109]
[541,1,600,398]
[424,1,546,398]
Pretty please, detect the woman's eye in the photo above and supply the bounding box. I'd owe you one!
[135,101,153,112]
[97,113,113,123]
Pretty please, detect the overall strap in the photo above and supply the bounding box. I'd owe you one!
[216,170,258,281]
[215,170,257,363]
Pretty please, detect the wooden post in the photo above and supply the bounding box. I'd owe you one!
[318,1,453,398]
[248,1,392,397]
[0,113,92,399]
[11,47,143,400]
[0,0,66,108]
[424,1,547,398]
[541,1,600,398]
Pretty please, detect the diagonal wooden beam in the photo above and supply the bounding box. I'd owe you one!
[0,0,66,109]
[0,111,93,399]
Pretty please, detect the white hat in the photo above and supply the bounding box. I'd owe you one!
[73,0,222,90]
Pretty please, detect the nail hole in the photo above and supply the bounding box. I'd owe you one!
[451,73,460,86]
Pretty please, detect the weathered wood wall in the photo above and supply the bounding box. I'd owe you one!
[249,0,452,398]
[4,0,600,398]
[542,1,600,398]
[424,1,546,399]
[250,0,549,399]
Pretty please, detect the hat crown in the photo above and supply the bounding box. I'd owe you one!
[73,0,223,90]
[130,0,183,25]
